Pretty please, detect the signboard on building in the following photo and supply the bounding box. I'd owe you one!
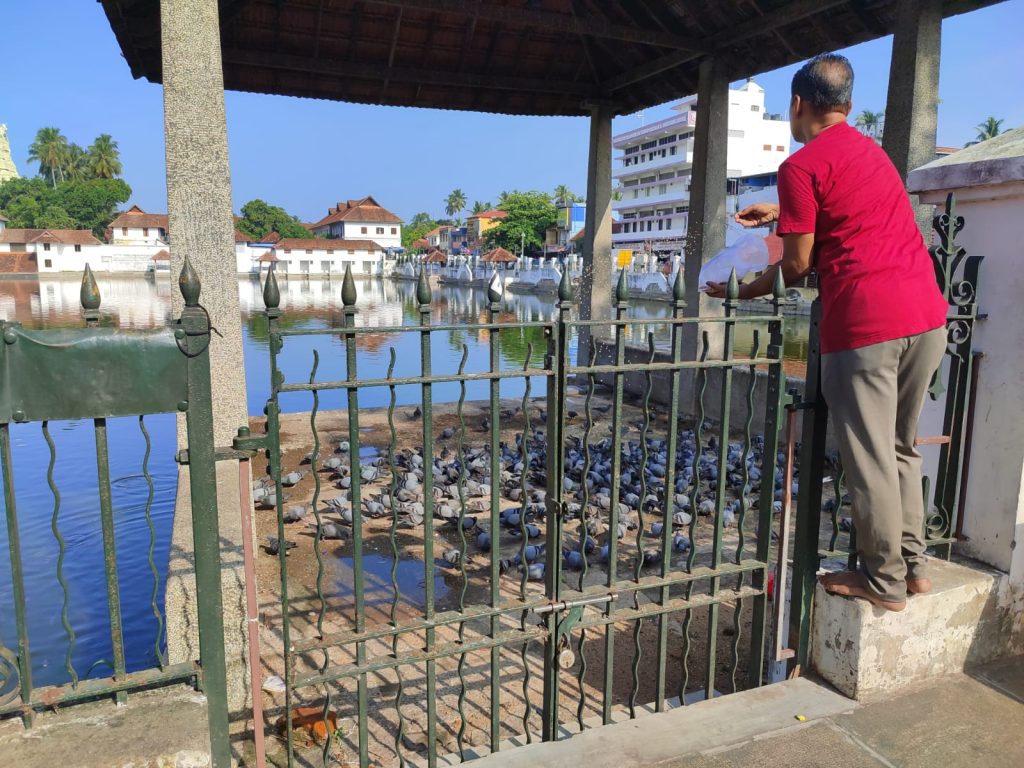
[617,249,632,267]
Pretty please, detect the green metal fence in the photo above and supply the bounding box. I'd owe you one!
[0,261,231,767]
[242,263,790,767]
[788,192,983,666]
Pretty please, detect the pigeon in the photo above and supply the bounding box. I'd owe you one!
[281,470,307,487]
[318,523,349,540]
[673,533,691,552]
[442,548,462,566]
[265,537,296,556]
[282,504,310,523]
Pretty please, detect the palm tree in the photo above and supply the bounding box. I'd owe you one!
[88,134,122,179]
[971,116,1004,145]
[471,200,493,215]
[553,184,579,205]
[63,143,90,182]
[27,127,69,187]
[855,110,884,139]
[445,189,467,220]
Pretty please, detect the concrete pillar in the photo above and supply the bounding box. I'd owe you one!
[160,0,251,715]
[579,104,614,363]
[683,56,729,368]
[883,0,942,230]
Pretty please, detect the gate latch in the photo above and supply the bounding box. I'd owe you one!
[535,592,617,669]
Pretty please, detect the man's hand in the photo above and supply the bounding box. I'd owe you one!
[735,203,780,228]
[704,281,751,300]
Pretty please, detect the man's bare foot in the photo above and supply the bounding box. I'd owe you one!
[907,577,932,594]
[820,572,906,612]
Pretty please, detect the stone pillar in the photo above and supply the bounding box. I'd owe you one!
[579,104,614,363]
[160,0,251,715]
[883,0,942,230]
[908,129,1024,590]
[682,56,729,384]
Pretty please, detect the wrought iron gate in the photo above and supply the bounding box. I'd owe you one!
[247,264,789,767]
[0,262,230,767]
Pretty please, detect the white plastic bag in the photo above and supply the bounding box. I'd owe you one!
[698,233,770,290]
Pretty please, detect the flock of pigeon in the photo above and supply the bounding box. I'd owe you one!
[254,400,808,589]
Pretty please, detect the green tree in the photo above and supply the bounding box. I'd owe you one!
[36,204,76,229]
[470,200,493,215]
[237,199,310,240]
[28,127,69,187]
[971,116,1004,145]
[481,190,556,253]
[402,211,438,248]
[854,109,884,139]
[553,184,580,205]
[88,134,122,179]
[4,195,42,228]
[445,189,467,219]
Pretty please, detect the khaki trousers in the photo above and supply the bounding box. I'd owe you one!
[820,326,947,602]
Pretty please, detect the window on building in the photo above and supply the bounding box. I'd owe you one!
[363,261,373,274]
[306,249,313,254]
[321,261,331,272]
[74,244,81,252]
[300,260,311,272]
[122,227,128,236]
[647,222,653,231]
[658,184,667,194]
[777,145,785,151]
[348,249,356,254]
[43,243,50,251]
[763,144,771,151]
[727,129,745,138]
[751,105,760,112]
[376,227,385,235]
[44,259,52,268]
[361,227,368,234]
[391,227,397,235]
[670,146,676,156]
[666,218,672,229]
[143,227,149,236]
[326,249,334,254]
[284,249,291,254]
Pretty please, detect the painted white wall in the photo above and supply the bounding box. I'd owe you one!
[273,244,388,275]
[108,226,168,246]
[311,220,402,249]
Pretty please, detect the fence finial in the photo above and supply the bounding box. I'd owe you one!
[263,268,280,309]
[615,267,629,302]
[672,265,685,303]
[416,265,433,306]
[342,264,357,307]
[726,267,740,301]
[772,266,786,300]
[558,265,574,302]
[487,270,503,304]
[80,264,101,312]
[179,256,201,307]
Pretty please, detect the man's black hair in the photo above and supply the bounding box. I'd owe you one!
[791,53,854,113]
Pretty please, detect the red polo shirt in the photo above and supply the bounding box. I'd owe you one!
[776,122,947,354]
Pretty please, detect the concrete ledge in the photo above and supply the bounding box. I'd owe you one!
[811,558,1020,700]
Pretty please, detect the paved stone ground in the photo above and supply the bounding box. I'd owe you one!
[466,655,1024,768]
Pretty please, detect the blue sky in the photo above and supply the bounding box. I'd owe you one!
[3,1,1022,223]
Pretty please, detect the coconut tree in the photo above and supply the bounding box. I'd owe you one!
[553,184,579,205]
[445,188,467,220]
[972,116,1004,145]
[88,134,123,179]
[854,110,884,139]
[27,127,69,187]
[62,143,90,182]
[471,200,493,215]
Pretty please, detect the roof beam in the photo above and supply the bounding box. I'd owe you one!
[224,49,599,96]
[362,0,711,52]
[603,0,848,92]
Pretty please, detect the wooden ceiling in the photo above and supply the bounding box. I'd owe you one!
[100,0,1002,117]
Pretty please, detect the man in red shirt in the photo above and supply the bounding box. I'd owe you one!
[707,54,947,612]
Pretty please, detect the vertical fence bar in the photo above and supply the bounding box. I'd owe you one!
[341,267,370,768]
[0,423,33,726]
[705,271,738,699]
[94,418,127,705]
[177,257,231,768]
[415,267,439,768]
[541,269,572,741]
[748,270,787,685]
[655,271,686,710]
[602,270,629,725]
[789,298,827,671]
[486,274,503,752]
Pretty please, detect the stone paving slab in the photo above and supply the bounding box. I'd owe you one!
[0,685,212,768]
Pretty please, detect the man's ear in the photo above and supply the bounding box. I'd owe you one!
[792,94,803,118]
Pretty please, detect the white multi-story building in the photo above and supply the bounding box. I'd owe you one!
[612,80,791,258]
[308,196,403,250]
[261,238,393,277]
[0,228,103,273]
